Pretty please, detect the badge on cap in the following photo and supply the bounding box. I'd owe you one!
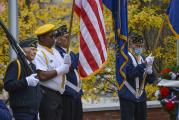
[19,38,38,48]
[129,33,144,44]
[53,25,68,38]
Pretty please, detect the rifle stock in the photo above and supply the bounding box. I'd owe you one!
[0,19,34,74]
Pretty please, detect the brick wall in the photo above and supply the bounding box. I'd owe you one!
[83,101,170,120]
[83,108,170,120]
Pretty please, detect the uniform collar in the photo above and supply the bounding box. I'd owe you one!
[129,51,143,63]
[56,46,70,53]
[61,47,67,52]
[38,44,53,54]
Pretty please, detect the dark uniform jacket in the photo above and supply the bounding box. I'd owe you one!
[0,100,12,120]
[56,47,83,98]
[4,59,42,113]
[118,53,156,102]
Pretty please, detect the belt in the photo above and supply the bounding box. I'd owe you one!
[40,85,61,95]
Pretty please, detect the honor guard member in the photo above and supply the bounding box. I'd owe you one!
[4,38,42,120]
[34,24,71,120]
[118,33,156,120]
[55,25,83,120]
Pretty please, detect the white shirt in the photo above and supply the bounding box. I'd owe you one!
[34,44,65,94]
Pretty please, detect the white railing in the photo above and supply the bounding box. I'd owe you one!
[83,100,161,112]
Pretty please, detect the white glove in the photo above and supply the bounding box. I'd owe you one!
[169,72,177,80]
[145,55,154,66]
[56,63,70,75]
[26,74,39,87]
[145,65,153,74]
[64,54,71,65]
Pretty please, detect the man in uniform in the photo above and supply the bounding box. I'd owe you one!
[118,33,156,120]
[4,38,41,120]
[55,25,83,120]
[34,24,71,120]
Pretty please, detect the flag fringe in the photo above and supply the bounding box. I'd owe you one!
[118,39,128,90]
[79,60,108,80]
[167,16,179,39]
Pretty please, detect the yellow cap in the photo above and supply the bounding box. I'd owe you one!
[35,24,55,36]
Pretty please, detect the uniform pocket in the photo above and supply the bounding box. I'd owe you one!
[48,59,56,69]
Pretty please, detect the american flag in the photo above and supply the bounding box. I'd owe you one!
[74,0,107,79]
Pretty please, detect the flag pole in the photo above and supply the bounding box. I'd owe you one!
[153,16,166,53]
[61,0,75,89]
[177,40,179,66]
[66,0,75,53]
[152,16,166,72]
[138,16,166,95]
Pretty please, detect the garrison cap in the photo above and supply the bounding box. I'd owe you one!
[35,24,55,36]
[53,25,68,37]
[60,25,68,35]
[129,33,144,44]
[19,38,38,48]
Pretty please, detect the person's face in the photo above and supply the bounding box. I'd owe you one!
[56,34,68,48]
[131,43,144,49]
[43,32,55,47]
[23,47,37,61]
[131,43,144,56]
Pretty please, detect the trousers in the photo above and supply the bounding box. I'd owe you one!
[119,97,147,120]
[39,86,63,120]
[62,94,83,120]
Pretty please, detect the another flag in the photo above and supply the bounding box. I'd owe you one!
[103,0,128,90]
[167,0,179,39]
[74,0,107,79]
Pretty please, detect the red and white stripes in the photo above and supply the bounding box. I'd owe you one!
[74,0,107,78]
